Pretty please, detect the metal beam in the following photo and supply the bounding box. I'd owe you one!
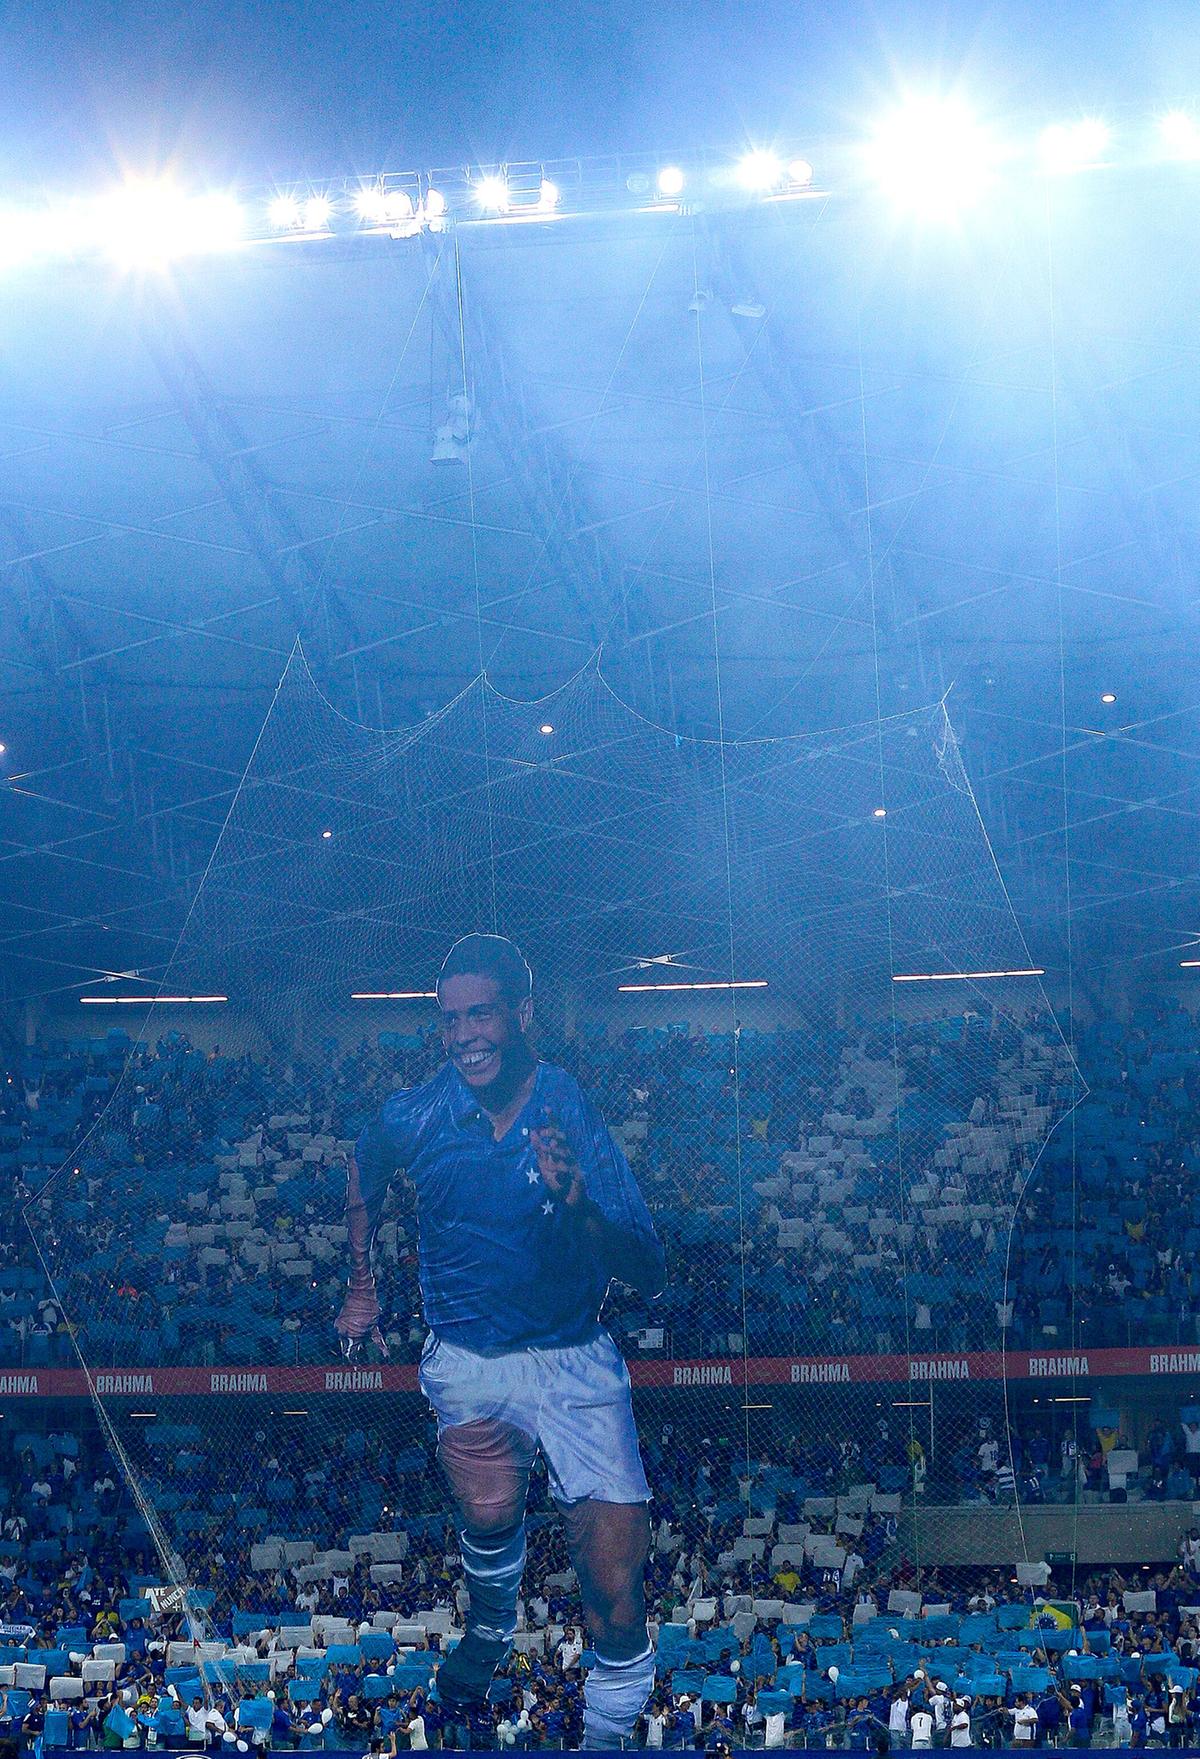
[422,234,625,648]
[137,288,362,668]
[0,507,89,682]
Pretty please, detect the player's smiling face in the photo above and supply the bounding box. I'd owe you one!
[438,972,531,1089]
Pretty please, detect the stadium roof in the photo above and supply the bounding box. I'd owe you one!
[3,166,1200,1011]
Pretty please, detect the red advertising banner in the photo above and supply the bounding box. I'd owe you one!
[0,1346,1193,1399]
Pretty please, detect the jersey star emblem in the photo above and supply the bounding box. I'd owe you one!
[526,1166,540,1184]
[541,1199,554,1216]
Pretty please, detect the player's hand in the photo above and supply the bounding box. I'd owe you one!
[334,1275,389,1361]
[530,1112,585,1208]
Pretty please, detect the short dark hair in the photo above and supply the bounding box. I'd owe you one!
[437,934,533,1005]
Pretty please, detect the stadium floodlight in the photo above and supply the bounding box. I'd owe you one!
[656,165,685,197]
[268,194,303,230]
[735,149,784,191]
[1038,118,1110,172]
[300,195,333,231]
[425,189,447,218]
[353,185,388,224]
[863,96,1002,218]
[1100,691,1117,704]
[538,179,561,210]
[92,181,244,267]
[1159,111,1200,159]
[355,185,415,226]
[787,158,815,187]
[474,175,510,211]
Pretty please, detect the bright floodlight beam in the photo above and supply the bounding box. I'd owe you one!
[474,175,509,211]
[301,195,333,231]
[656,165,685,197]
[735,149,783,191]
[268,194,302,230]
[864,97,1001,218]
[1038,118,1109,172]
[93,180,244,267]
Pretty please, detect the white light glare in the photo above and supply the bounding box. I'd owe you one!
[268,195,302,230]
[1160,111,1200,160]
[301,195,333,231]
[354,185,414,226]
[93,182,244,267]
[787,159,815,187]
[1038,119,1110,173]
[0,206,59,270]
[735,150,783,191]
[865,98,1001,218]
[538,179,561,210]
[656,166,685,198]
[474,175,509,211]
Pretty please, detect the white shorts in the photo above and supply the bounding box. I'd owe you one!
[418,1328,650,1505]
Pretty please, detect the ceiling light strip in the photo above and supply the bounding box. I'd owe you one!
[351,991,437,1000]
[80,995,228,1004]
[617,979,768,993]
[892,969,1044,983]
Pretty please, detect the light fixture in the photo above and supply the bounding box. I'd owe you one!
[656,166,685,198]
[431,391,472,465]
[863,96,1002,218]
[321,829,333,839]
[474,175,510,212]
[891,968,1045,983]
[539,723,554,735]
[617,979,768,993]
[92,181,244,267]
[351,991,437,1000]
[787,158,815,187]
[1179,961,1200,969]
[1159,112,1200,159]
[354,186,415,227]
[424,189,447,219]
[873,807,887,818]
[1100,691,1116,704]
[301,195,333,231]
[538,180,561,210]
[1038,119,1109,173]
[735,150,783,192]
[80,995,228,1004]
[267,194,303,230]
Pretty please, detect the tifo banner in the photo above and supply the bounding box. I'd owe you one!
[0,1347,1193,1398]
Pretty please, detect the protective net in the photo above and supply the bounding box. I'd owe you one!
[23,652,1076,1737]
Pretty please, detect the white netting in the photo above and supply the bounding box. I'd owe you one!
[26,654,1074,1717]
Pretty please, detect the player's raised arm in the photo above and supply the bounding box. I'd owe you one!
[532,1091,666,1298]
[334,1113,403,1359]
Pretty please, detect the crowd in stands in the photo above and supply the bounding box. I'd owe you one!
[3,999,1200,1748]
[0,994,1118,1370]
[6,1396,1200,1752]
